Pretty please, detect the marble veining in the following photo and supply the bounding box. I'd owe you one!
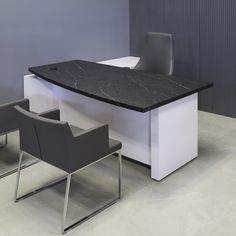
[29,60,213,112]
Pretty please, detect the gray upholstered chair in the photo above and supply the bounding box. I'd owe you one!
[0,99,29,149]
[134,32,174,75]
[14,105,122,234]
[0,98,60,178]
[0,99,33,178]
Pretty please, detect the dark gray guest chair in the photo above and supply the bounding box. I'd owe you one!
[14,106,122,234]
[0,99,60,178]
[134,32,174,75]
[0,99,32,178]
[0,99,29,149]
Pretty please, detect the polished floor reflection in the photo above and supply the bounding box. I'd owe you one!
[0,111,236,236]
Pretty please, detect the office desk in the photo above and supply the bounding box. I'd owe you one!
[24,57,213,180]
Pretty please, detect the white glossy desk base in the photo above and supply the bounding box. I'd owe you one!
[24,57,198,181]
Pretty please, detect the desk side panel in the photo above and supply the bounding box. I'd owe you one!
[151,94,198,180]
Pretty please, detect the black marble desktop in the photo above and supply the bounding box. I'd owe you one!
[29,60,213,112]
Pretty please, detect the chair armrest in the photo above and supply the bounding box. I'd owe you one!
[38,109,60,121]
[68,124,110,172]
[0,98,29,110]
[73,124,109,149]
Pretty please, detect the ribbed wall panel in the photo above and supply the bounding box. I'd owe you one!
[199,0,236,116]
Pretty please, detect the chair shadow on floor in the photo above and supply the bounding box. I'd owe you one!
[0,134,36,178]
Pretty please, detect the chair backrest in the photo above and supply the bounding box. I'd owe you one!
[15,106,73,171]
[134,32,174,75]
[0,99,29,134]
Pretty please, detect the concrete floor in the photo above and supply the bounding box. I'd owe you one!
[0,111,236,236]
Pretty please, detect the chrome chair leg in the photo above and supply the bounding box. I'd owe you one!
[118,150,122,199]
[62,174,72,234]
[5,134,8,146]
[14,150,122,234]
[0,134,8,149]
[62,196,119,234]
[15,175,67,202]
[61,150,122,234]
[14,151,23,202]
[5,134,8,145]
[14,151,67,202]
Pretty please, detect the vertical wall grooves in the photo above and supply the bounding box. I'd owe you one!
[130,0,236,118]
[199,0,236,116]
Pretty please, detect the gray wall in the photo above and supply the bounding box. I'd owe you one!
[0,0,129,103]
[130,0,236,118]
